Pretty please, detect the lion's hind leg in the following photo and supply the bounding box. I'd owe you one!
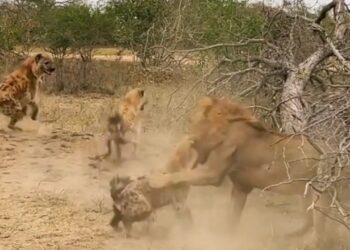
[229,179,252,231]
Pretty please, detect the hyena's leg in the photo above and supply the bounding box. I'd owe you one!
[114,139,122,163]
[7,99,25,131]
[114,136,138,163]
[122,220,133,238]
[125,136,138,156]
[8,110,25,131]
[129,123,141,155]
[103,137,112,159]
[110,206,122,231]
[27,101,39,120]
[91,138,112,161]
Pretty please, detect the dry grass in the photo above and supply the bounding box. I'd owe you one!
[37,82,204,135]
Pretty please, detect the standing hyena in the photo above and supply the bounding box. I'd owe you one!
[0,53,55,130]
[117,87,147,149]
[93,112,137,163]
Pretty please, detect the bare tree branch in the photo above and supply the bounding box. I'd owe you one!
[315,1,337,25]
[151,39,265,53]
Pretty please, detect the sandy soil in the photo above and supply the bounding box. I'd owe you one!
[0,96,349,250]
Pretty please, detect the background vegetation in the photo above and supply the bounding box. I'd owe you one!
[0,0,272,91]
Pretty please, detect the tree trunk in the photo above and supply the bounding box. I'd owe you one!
[280,47,332,133]
[280,0,348,134]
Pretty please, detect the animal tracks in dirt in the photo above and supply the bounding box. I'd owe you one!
[0,129,96,171]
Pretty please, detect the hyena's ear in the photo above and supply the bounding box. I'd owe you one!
[35,53,42,63]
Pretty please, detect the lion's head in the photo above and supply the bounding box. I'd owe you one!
[189,96,266,165]
[192,96,255,125]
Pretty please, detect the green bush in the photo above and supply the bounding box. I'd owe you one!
[104,0,170,64]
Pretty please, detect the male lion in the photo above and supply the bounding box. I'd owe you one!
[149,96,330,244]
[0,54,55,130]
[109,135,199,237]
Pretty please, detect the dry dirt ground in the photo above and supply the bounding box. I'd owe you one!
[0,95,349,250]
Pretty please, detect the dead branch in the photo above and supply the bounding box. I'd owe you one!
[280,0,349,133]
[173,60,224,110]
[222,56,287,70]
[207,67,276,95]
[315,1,337,25]
[327,39,350,70]
[303,103,350,132]
[238,81,262,97]
[151,39,265,54]
[315,207,350,230]
[262,178,310,192]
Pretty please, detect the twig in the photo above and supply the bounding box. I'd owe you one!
[314,206,350,230]
[174,60,223,110]
[151,39,265,53]
[262,178,310,192]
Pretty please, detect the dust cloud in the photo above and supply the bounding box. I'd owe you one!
[0,109,348,250]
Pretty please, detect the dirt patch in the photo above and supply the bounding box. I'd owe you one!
[0,191,111,250]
